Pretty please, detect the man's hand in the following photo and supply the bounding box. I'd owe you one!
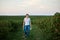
[23,20,24,30]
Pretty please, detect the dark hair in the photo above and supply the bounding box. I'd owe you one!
[26,14,29,16]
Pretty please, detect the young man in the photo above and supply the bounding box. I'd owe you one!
[23,14,31,37]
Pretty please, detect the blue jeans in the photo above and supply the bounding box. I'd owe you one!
[24,25,30,37]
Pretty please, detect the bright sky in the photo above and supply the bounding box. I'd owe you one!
[0,0,60,15]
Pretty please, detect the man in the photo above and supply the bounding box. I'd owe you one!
[23,14,31,37]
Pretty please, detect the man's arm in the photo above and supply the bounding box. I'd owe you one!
[30,19,32,30]
[23,20,24,30]
[30,21,31,27]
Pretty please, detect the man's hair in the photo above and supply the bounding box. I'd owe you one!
[26,14,29,16]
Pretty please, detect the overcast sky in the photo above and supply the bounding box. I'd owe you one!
[0,0,60,15]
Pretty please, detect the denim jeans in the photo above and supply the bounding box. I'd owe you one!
[24,25,30,37]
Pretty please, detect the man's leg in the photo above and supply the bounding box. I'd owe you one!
[26,25,30,37]
[24,26,27,37]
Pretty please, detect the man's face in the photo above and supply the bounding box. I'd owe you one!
[26,15,29,18]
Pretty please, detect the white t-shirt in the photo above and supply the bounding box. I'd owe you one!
[24,18,31,25]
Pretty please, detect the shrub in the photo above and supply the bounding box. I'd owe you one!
[0,20,22,40]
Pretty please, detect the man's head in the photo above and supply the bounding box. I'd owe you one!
[26,14,29,18]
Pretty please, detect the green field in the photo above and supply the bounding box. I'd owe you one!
[0,12,60,40]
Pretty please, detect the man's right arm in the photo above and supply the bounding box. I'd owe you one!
[23,20,24,30]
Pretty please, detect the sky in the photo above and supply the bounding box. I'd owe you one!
[0,0,60,16]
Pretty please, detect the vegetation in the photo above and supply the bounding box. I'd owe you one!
[0,12,60,40]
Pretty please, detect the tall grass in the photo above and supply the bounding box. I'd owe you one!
[0,12,60,40]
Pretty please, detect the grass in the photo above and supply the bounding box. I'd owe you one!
[4,16,53,40]
[9,25,53,40]
[0,13,60,40]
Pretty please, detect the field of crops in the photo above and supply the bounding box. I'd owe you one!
[0,12,60,40]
